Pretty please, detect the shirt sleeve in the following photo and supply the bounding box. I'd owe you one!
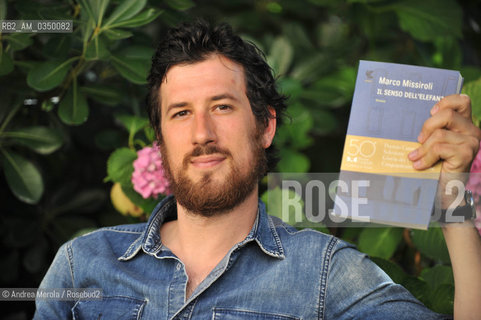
[324,241,452,320]
[33,241,75,319]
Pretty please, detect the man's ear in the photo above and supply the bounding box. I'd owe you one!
[262,107,277,149]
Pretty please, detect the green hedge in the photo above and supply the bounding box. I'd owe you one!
[1,0,480,317]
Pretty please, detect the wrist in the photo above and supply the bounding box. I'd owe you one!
[433,190,476,224]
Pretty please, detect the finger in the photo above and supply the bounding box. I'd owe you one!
[408,129,479,171]
[409,129,465,162]
[430,94,471,119]
[418,108,481,143]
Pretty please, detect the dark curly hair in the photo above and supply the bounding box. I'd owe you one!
[147,20,287,172]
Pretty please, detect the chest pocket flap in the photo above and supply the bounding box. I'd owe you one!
[72,296,146,320]
[213,308,300,320]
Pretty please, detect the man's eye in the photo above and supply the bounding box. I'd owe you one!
[173,110,189,118]
[216,105,232,111]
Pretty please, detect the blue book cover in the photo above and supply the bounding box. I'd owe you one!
[332,60,463,229]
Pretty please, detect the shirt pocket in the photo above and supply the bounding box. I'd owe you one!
[72,295,146,320]
[212,308,300,320]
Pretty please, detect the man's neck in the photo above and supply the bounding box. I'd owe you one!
[159,188,259,297]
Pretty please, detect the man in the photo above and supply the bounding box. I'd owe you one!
[35,21,481,319]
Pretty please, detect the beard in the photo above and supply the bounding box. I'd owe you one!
[159,127,267,217]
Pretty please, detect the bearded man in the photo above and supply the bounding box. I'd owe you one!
[35,20,481,319]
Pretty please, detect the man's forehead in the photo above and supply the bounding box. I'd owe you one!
[162,54,244,84]
[159,55,248,107]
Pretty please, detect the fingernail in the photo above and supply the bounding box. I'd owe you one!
[431,104,439,115]
[408,149,418,159]
[413,160,422,169]
[417,133,424,143]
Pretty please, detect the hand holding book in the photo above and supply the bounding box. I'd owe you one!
[409,94,479,172]
[408,94,481,209]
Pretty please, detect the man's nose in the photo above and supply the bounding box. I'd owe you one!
[192,112,216,145]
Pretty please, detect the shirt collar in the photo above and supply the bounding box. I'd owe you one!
[119,195,285,261]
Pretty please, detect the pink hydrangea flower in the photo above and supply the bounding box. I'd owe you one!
[466,142,481,235]
[132,143,170,199]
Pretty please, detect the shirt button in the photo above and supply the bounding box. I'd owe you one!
[176,263,181,271]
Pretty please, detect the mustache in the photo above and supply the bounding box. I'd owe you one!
[183,145,231,166]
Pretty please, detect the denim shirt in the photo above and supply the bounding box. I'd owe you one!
[34,196,450,319]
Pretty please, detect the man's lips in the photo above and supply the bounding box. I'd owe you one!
[190,155,226,168]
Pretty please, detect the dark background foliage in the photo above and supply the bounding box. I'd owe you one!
[1,0,480,318]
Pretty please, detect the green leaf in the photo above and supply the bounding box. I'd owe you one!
[460,66,481,83]
[121,182,159,214]
[111,49,151,84]
[462,78,481,125]
[6,33,33,51]
[103,28,133,40]
[394,0,462,41]
[104,0,147,26]
[78,0,97,23]
[42,35,72,60]
[420,265,454,291]
[358,227,403,259]
[0,50,14,76]
[277,149,310,172]
[0,0,6,21]
[83,0,109,24]
[347,0,387,2]
[402,276,430,304]
[370,257,407,284]
[15,60,38,74]
[118,45,154,60]
[144,126,155,143]
[116,114,149,137]
[79,1,96,41]
[14,3,70,20]
[2,150,44,204]
[267,37,293,76]
[282,23,313,51]
[165,0,195,11]
[27,58,76,92]
[261,186,305,226]
[427,283,454,314]
[108,8,162,29]
[285,103,314,149]
[291,54,330,83]
[278,77,303,100]
[309,109,338,135]
[432,37,462,69]
[6,126,63,154]
[80,85,124,106]
[106,147,137,185]
[339,227,363,244]
[85,35,110,61]
[316,16,349,47]
[307,67,356,108]
[41,99,55,112]
[411,226,450,263]
[58,83,89,125]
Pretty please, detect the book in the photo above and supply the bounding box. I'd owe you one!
[331,60,463,229]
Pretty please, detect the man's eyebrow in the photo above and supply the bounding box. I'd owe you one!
[166,102,188,114]
[211,93,239,102]
[165,94,239,114]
